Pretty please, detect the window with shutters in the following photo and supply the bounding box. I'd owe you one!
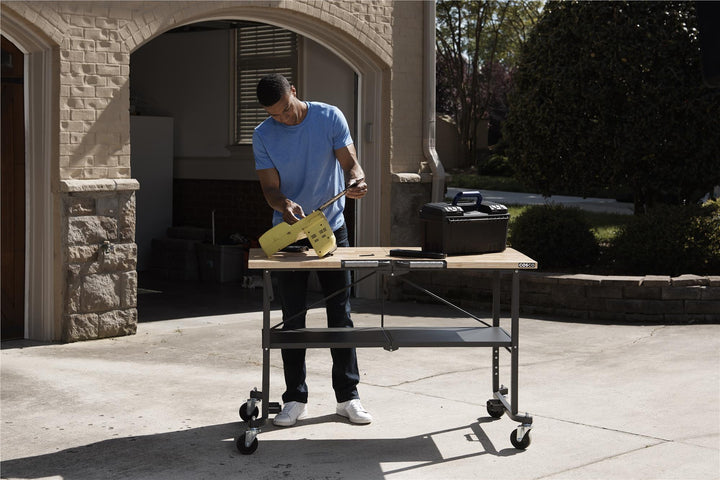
[234,23,298,144]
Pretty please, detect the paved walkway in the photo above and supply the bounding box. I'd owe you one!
[446,188,635,215]
[1,298,718,479]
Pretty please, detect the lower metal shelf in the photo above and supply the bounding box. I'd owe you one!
[267,326,512,349]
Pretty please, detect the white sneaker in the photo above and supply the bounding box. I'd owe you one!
[336,399,372,424]
[273,401,308,427]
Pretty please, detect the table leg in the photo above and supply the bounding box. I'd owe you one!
[492,271,501,393]
[261,270,272,421]
[511,269,519,416]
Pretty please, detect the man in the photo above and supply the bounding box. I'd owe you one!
[252,73,372,427]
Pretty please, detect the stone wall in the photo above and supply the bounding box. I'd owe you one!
[396,271,720,323]
[62,179,139,341]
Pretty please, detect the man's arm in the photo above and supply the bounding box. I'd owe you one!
[335,144,368,200]
[256,168,305,224]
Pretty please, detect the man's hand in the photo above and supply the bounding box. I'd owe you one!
[257,168,307,224]
[346,177,368,200]
[282,199,305,224]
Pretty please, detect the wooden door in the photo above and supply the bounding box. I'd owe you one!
[1,35,26,340]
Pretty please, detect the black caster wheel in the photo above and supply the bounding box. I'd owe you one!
[236,432,259,454]
[239,403,259,422]
[486,399,505,418]
[510,429,531,450]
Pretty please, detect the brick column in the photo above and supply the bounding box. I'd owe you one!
[61,179,139,341]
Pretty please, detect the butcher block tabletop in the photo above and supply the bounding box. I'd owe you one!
[248,247,537,270]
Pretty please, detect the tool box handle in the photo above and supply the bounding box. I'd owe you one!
[452,191,483,209]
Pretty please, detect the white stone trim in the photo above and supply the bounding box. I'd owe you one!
[391,173,434,183]
[60,178,140,193]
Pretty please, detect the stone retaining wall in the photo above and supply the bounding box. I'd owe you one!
[395,271,720,323]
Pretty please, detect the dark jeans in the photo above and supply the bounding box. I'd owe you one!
[274,224,360,404]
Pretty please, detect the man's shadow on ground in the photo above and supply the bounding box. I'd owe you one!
[0,417,522,479]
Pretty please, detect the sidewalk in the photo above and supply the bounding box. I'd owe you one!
[446,188,635,215]
[1,298,718,479]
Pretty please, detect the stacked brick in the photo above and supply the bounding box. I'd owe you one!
[520,273,720,323]
[399,271,720,324]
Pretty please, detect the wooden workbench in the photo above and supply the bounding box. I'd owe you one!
[248,246,537,270]
[238,246,537,454]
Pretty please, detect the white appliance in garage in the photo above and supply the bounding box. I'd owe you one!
[130,115,174,272]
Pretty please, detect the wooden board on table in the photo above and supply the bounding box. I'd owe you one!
[248,247,537,271]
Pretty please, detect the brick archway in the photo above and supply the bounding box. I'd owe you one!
[126,4,390,256]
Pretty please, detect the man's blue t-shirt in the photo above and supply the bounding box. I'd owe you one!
[253,101,353,230]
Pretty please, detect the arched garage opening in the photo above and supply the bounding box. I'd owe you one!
[130,14,386,320]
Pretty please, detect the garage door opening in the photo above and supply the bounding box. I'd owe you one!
[130,20,359,321]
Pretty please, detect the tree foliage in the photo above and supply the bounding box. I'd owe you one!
[436,0,542,164]
[504,1,720,212]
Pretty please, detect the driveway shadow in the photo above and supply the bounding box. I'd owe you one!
[137,274,265,322]
[1,418,522,479]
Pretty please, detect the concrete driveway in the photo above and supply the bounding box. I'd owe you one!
[1,299,718,479]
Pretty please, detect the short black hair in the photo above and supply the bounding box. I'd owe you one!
[256,73,291,107]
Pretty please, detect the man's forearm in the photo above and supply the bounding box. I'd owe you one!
[346,164,365,184]
[263,187,290,213]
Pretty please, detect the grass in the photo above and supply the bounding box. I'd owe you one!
[446,173,527,192]
[506,205,631,245]
[583,210,633,244]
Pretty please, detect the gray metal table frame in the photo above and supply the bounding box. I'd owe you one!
[238,248,536,453]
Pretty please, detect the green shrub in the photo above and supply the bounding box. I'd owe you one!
[479,154,515,177]
[509,204,599,269]
[608,201,720,275]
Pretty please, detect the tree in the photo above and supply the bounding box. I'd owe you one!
[436,0,542,165]
[504,1,720,212]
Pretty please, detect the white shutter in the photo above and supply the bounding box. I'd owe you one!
[236,24,298,144]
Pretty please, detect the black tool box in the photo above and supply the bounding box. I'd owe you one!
[420,191,509,255]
